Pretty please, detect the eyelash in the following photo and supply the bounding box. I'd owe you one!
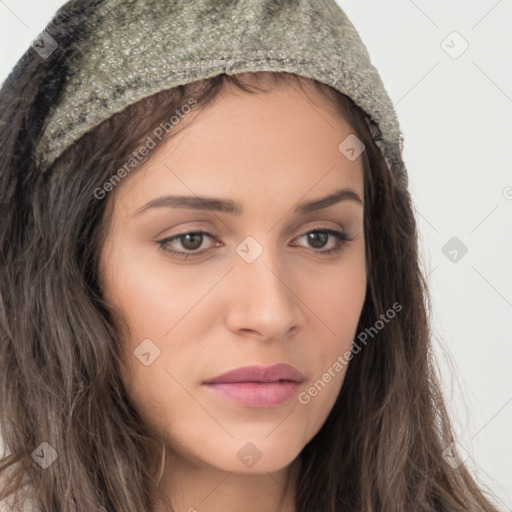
[157,227,354,259]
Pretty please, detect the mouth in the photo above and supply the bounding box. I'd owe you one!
[202,380,302,408]
[202,363,304,408]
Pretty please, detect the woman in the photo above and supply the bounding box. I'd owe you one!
[0,0,500,511]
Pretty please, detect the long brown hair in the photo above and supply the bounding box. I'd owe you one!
[0,2,501,511]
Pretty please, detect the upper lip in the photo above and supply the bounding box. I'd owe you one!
[203,364,304,384]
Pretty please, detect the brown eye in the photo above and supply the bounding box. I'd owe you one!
[158,231,216,258]
[178,233,204,251]
[305,231,329,249]
[293,228,352,255]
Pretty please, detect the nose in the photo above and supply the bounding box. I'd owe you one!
[223,242,304,341]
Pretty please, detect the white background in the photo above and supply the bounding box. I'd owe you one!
[0,0,511,509]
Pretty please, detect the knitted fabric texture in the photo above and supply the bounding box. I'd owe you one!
[35,0,407,187]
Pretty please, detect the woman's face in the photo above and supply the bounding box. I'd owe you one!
[99,79,366,476]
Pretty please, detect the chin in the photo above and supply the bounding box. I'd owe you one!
[203,438,302,475]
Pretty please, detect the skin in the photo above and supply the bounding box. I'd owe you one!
[99,77,367,512]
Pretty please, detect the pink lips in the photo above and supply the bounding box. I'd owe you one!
[202,363,304,408]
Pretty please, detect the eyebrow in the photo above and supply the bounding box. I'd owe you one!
[132,187,363,218]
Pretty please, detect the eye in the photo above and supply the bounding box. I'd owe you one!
[157,227,354,259]
[292,227,353,255]
[157,231,217,259]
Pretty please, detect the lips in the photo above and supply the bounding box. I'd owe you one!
[202,364,304,408]
[202,363,304,385]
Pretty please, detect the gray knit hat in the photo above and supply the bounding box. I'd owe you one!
[34,0,407,188]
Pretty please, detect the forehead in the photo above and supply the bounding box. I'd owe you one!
[110,81,364,213]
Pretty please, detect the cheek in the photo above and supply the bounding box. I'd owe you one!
[310,260,366,322]
[296,243,367,345]
[102,245,200,340]
[289,247,366,416]
[297,262,366,401]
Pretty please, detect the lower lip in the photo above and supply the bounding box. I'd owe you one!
[203,381,301,407]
